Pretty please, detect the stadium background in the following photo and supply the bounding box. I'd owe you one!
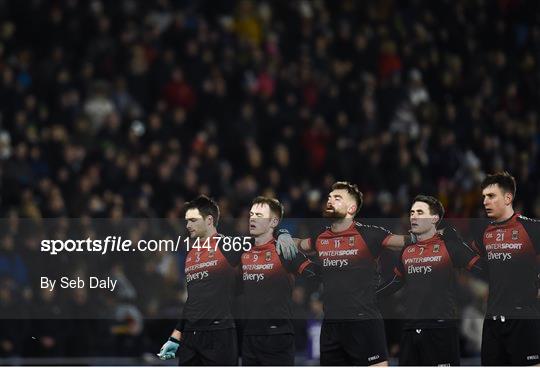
[0,0,539,365]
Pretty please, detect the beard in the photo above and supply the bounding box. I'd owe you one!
[323,206,347,219]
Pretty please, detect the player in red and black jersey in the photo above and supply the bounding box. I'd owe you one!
[472,172,540,366]
[286,182,415,366]
[240,196,318,366]
[377,195,484,366]
[157,195,241,365]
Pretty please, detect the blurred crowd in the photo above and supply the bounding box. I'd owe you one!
[0,0,539,361]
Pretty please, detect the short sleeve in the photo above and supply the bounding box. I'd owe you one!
[355,222,392,257]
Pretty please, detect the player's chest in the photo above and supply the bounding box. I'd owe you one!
[185,248,224,271]
[242,248,278,265]
[241,249,283,282]
[401,243,450,276]
[483,226,529,262]
[315,234,370,269]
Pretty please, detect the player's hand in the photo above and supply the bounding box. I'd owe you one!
[276,230,298,260]
[157,337,180,360]
[441,226,460,242]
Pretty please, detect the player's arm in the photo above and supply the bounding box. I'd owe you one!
[298,237,317,254]
[536,255,540,298]
[216,234,245,266]
[279,250,321,279]
[358,223,413,256]
[170,327,182,341]
[383,233,417,251]
[376,251,406,299]
[442,226,486,278]
[158,246,186,360]
[376,272,404,299]
[469,219,489,258]
[517,216,540,295]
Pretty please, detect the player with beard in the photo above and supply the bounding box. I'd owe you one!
[157,195,299,365]
[377,195,484,366]
[471,172,540,365]
[279,181,416,366]
[240,196,319,366]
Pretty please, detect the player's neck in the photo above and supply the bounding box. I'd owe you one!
[493,207,515,223]
[331,218,353,233]
[417,227,436,242]
[201,227,217,240]
[255,231,273,245]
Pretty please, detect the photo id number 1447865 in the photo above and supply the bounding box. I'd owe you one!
[185,236,252,252]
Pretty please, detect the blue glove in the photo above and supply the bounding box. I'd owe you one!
[276,229,298,260]
[157,337,180,360]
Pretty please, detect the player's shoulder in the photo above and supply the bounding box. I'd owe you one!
[516,214,540,225]
[317,226,333,238]
[353,221,391,234]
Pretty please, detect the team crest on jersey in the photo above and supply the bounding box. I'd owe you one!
[485,232,493,239]
[511,230,519,240]
[265,251,272,262]
[407,247,415,253]
[321,239,329,245]
[433,244,440,253]
[348,236,355,247]
[334,239,341,248]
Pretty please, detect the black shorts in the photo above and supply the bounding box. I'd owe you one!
[481,318,540,366]
[178,328,238,366]
[242,334,295,366]
[399,327,460,366]
[320,319,388,366]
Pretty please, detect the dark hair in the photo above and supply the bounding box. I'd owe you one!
[252,196,284,221]
[185,195,220,226]
[331,181,363,214]
[413,195,445,225]
[480,171,516,199]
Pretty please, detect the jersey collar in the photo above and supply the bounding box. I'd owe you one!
[490,212,518,226]
[416,233,440,247]
[327,221,356,235]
